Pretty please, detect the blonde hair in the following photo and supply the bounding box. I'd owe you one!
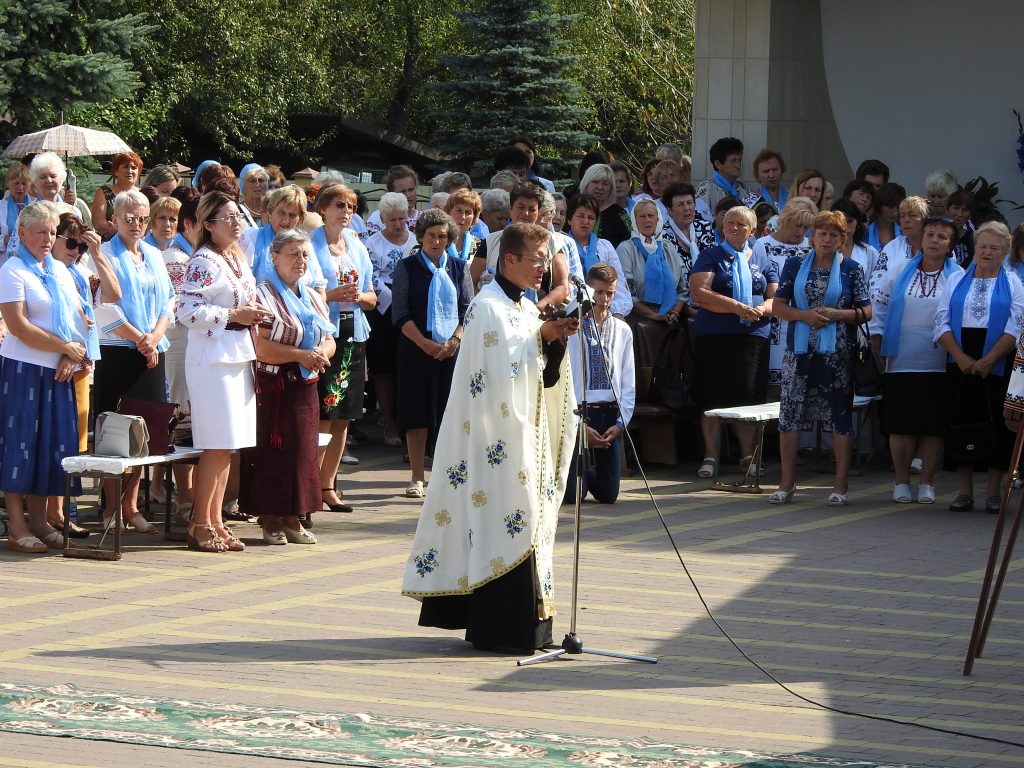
[264,185,307,217]
[723,205,757,230]
[17,199,63,230]
[777,197,818,232]
[974,221,1012,252]
[150,195,182,219]
[5,163,29,183]
[899,195,929,219]
[445,188,482,219]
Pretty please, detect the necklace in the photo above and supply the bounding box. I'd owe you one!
[909,266,941,299]
[215,247,243,278]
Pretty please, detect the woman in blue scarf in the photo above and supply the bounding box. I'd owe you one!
[770,211,871,506]
[872,217,963,505]
[242,229,336,545]
[616,198,686,323]
[690,205,778,480]
[392,209,474,499]
[0,202,88,553]
[936,221,1024,513]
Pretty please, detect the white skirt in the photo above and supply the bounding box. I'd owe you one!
[186,360,256,449]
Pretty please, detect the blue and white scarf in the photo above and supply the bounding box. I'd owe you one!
[266,264,334,380]
[792,250,843,355]
[949,263,1013,376]
[109,235,174,352]
[67,262,101,361]
[721,240,753,324]
[421,249,458,343]
[16,242,76,346]
[881,253,958,358]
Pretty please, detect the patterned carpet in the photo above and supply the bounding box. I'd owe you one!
[0,682,941,767]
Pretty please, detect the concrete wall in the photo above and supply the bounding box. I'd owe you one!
[820,1,1024,214]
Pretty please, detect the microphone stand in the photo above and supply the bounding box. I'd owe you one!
[519,278,658,666]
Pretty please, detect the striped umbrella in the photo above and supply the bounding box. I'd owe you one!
[1,124,131,159]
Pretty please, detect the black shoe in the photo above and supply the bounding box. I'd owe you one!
[65,521,92,539]
[321,489,353,513]
[949,494,974,512]
[986,496,1002,514]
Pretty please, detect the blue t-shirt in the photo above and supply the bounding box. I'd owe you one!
[692,244,778,338]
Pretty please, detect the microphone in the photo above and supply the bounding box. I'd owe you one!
[564,275,595,317]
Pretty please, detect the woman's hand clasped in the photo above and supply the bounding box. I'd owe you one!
[300,348,331,373]
[63,341,87,364]
[232,304,273,326]
[54,354,77,382]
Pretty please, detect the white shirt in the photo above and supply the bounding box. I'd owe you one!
[365,230,416,314]
[934,270,1024,343]
[870,236,914,303]
[871,258,964,373]
[0,256,82,368]
[568,313,635,428]
[752,235,811,382]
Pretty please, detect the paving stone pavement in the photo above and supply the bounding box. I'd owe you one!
[2,433,1023,768]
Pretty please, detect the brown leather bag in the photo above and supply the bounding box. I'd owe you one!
[117,397,181,456]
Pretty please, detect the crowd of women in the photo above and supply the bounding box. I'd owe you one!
[1,135,1022,555]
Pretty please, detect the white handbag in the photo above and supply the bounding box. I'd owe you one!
[94,412,150,458]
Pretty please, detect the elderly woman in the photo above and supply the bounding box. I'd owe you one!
[243,230,335,544]
[565,194,631,316]
[392,209,474,498]
[871,217,963,504]
[240,185,325,291]
[752,198,815,393]
[28,153,77,217]
[539,191,583,284]
[579,164,632,248]
[770,211,871,505]
[92,152,143,239]
[366,165,420,237]
[690,205,779,479]
[0,202,90,552]
[661,183,713,292]
[310,183,376,513]
[788,169,826,209]
[91,190,175,533]
[936,221,1024,513]
[478,189,510,236]
[871,195,928,300]
[610,161,635,213]
[617,198,687,323]
[694,137,750,223]
[177,190,272,552]
[752,148,788,214]
[366,192,418,447]
[238,164,269,229]
[551,192,568,232]
[142,165,180,196]
[924,169,958,217]
[1,162,33,255]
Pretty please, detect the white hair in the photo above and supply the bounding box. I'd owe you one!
[480,188,510,214]
[579,164,616,206]
[430,192,449,209]
[924,169,957,197]
[112,189,150,213]
[314,170,346,187]
[377,192,410,218]
[29,152,67,185]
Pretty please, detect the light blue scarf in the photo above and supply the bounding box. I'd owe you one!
[265,265,334,380]
[251,224,276,284]
[109,235,174,352]
[421,249,458,343]
[867,220,902,253]
[760,185,787,210]
[721,240,753,325]
[638,238,675,314]
[881,253,958,358]
[1004,254,1024,286]
[172,232,193,256]
[4,194,32,239]
[792,250,843,355]
[576,233,598,275]
[142,232,162,250]
[67,262,101,361]
[16,242,75,346]
[949,263,1013,376]
[713,171,739,197]
[446,235,472,262]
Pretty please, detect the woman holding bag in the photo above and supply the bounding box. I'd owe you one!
[935,221,1024,512]
[769,211,871,505]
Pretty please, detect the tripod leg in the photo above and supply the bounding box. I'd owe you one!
[976,489,1024,659]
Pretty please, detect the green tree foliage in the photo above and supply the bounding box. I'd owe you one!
[564,0,695,168]
[430,0,597,174]
[0,0,153,144]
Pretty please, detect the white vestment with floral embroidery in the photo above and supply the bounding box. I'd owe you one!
[401,280,576,620]
[1006,328,1024,414]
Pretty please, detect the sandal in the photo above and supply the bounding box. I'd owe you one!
[827,490,849,507]
[383,423,403,448]
[281,524,317,544]
[262,525,287,545]
[405,480,425,499]
[768,487,795,504]
[697,457,717,479]
[321,488,353,513]
[171,501,193,528]
[38,529,65,549]
[125,513,158,534]
[917,485,936,504]
[740,455,765,477]
[187,524,227,553]
[986,496,1002,515]
[892,483,913,504]
[6,535,47,554]
[50,518,90,538]
[949,494,974,512]
[217,528,246,552]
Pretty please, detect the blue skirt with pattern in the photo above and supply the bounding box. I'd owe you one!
[0,356,80,496]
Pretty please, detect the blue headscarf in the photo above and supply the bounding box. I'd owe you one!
[420,248,458,343]
[881,253,958,358]
[108,235,174,352]
[791,250,843,355]
[265,261,334,380]
[192,160,217,190]
[16,242,76,347]
[949,263,1014,376]
[721,240,753,325]
[239,163,264,194]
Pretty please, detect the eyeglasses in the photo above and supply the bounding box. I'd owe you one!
[210,214,246,224]
[118,214,151,226]
[514,255,552,269]
[330,200,357,211]
[57,234,88,254]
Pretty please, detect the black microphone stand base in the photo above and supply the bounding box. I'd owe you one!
[518,632,658,666]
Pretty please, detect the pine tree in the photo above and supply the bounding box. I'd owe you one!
[431,0,596,175]
[0,0,153,143]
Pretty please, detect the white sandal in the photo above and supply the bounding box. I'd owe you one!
[827,490,849,506]
[697,458,717,478]
[768,487,795,504]
[893,483,913,504]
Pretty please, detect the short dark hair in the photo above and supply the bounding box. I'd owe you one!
[566,193,600,220]
[509,182,544,208]
[709,137,744,167]
[752,148,785,175]
[661,182,697,208]
[855,159,890,183]
[842,179,875,200]
[947,189,974,212]
[922,215,958,245]
[872,182,906,211]
[587,263,618,285]
[714,195,742,215]
[493,145,531,171]
[385,164,418,190]
[414,207,458,243]
[499,222,550,261]
[830,198,866,246]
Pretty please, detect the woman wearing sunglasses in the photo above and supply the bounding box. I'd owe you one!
[50,213,121,536]
[93,190,175,534]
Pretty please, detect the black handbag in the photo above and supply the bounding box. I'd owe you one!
[948,379,995,464]
[852,307,883,397]
[649,326,692,411]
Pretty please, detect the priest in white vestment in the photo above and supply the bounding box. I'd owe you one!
[402,222,579,653]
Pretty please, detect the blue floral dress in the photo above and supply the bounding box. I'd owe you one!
[775,256,870,435]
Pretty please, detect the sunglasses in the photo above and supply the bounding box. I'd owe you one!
[57,234,89,254]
